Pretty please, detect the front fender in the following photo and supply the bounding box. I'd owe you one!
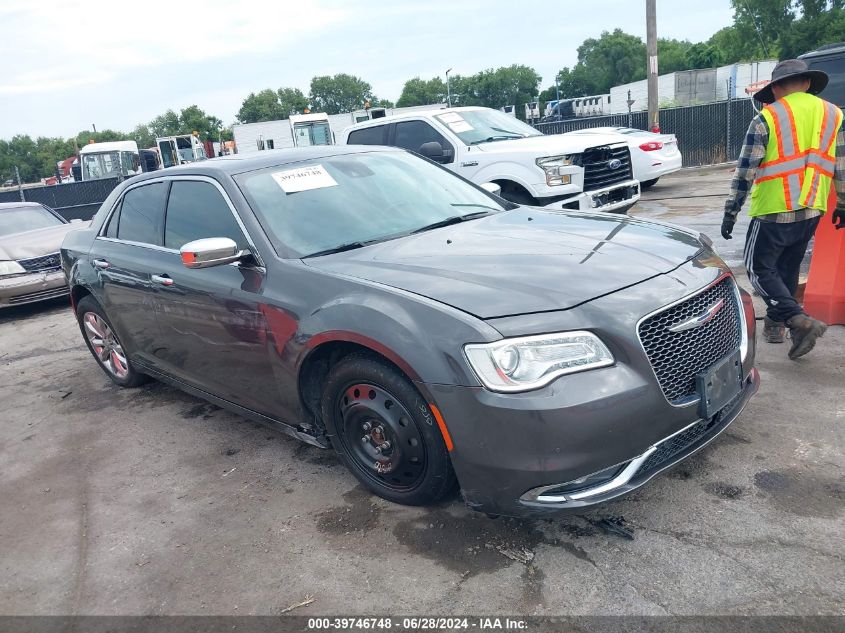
[295,289,494,387]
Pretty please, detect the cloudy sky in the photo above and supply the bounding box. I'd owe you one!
[0,0,735,139]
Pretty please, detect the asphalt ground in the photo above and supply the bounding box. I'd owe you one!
[0,167,842,617]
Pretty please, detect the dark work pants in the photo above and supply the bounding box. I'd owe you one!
[744,216,820,323]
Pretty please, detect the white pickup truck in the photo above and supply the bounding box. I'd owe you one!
[338,106,640,213]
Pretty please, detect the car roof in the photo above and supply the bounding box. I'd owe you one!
[126,145,400,183]
[0,201,45,210]
[800,42,845,59]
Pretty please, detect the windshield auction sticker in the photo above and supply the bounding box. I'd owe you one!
[271,164,338,194]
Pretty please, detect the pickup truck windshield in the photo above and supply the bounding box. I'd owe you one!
[435,110,542,145]
[234,150,509,258]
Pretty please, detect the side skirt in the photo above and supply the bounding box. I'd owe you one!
[135,363,329,449]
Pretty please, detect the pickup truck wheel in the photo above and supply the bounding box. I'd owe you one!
[497,183,537,206]
[641,178,659,188]
[321,354,456,506]
[76,295,148,387]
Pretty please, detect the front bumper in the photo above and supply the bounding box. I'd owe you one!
[539,179,640,213]
[427,367,758,518]
[0,270,68,308]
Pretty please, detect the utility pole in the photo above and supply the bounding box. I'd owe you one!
[14,165,24,202]
[446,68,453,107]
[646,0,659,132]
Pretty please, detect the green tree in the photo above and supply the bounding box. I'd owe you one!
[686,42,725,69]
[396,77,447,107]
[278,87,309,117]
[778,0,845,58]
[470,65,542,112]
[309,74,373,114]
[707,26,747,64]
[237,89,286,123]
[575,29,647,94]
[658,38,694,73]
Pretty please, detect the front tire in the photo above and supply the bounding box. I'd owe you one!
[320,354,456,506]
[641,178,659,189]
[76,295,148,387]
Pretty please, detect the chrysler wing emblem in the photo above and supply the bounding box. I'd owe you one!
[667,299,724,333]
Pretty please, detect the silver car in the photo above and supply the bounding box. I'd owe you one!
[0,202,86,308]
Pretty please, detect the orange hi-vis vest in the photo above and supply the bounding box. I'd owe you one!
[750,91,843,217]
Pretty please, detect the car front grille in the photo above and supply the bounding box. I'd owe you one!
[634,388,745,479]
[7,286,68,305]
[582,144,633,191]
[638,277,743,403]
[18,252,61,273]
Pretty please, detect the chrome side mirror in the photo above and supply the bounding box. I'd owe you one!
[180,237,245,269]
[480,182,502,197]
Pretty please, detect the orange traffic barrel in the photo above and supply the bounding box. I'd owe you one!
[804,187,845,325]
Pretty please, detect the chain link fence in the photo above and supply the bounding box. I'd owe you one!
[533,99,758,167]
[0,177,120,221]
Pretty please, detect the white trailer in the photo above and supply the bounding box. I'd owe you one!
[233,112,333,155]
[609,60,778,114]
[233,104,446,156]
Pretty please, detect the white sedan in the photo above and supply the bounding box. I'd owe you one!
[564,126,682,188]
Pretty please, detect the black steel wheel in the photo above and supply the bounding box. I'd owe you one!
[321,354,456,505]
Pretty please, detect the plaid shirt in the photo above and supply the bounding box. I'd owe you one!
[725,109,845,222]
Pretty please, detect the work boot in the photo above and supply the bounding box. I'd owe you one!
[763,316,786,344]
[786,314,828,360]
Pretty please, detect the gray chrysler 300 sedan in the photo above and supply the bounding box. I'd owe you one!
[62,146,758,518]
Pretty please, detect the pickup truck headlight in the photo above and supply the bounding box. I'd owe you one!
[536,155,574,186]
[464,331,614,392]
[0,260,26,277]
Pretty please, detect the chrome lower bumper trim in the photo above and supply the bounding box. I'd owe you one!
[521,419,705,504]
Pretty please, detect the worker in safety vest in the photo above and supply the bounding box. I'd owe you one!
[722,59,845,360]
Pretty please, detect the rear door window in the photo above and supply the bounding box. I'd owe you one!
[164,180,246,250]
[116,182,167,246]
[347,125,387,145]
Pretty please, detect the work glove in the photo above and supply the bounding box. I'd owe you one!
[833,208,845,230]
[721,214,736,240]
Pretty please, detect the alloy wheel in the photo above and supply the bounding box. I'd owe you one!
[82,312,129,379]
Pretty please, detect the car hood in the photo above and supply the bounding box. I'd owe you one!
[304,209,704,319]
[0,221,90,260]
[475,132,626,155]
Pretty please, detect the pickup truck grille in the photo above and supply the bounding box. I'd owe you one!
[582,144,633,192]
[18,252,61,273]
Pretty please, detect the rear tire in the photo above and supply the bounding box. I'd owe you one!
[321,354,456,506]
[76,295,148,387]
[641,178,659,189]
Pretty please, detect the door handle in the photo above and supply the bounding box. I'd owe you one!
[92,259,110,270]
[151,274,174,287]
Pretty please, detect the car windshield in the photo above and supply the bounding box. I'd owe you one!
[434,110,542,145]
[234,150,510,258]
[0,205,64,237]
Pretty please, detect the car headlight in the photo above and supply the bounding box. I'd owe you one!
[536,155,574,186]
[0,260,26,277]
[464,331,614,392]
